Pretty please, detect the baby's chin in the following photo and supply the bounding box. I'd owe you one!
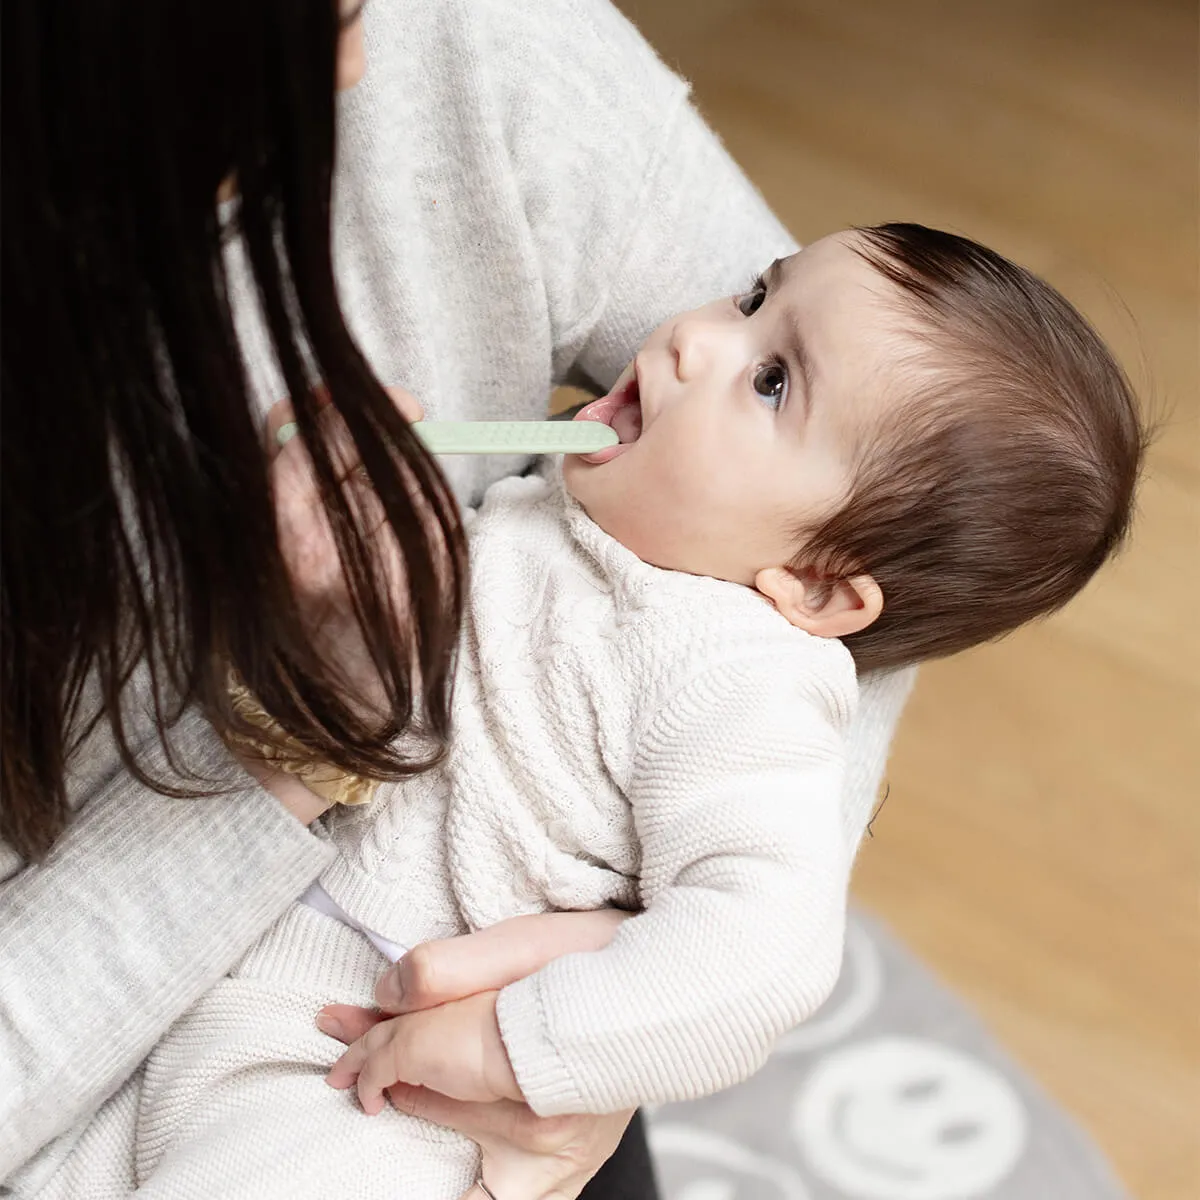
[562,451,631,534]
[562,451,601,509]
[563,459,768,586]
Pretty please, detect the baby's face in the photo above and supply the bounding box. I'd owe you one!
[563,231,919,584]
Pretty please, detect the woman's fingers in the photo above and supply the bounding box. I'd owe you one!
[263,387,332,459]
[384,384,424,423]
[264,384,421,459]
[387,1086,634,1200]
[266,382,422,609]
[386,1085,584,1153]
[478,1107,634,1200]
[376,909,631,1013]
[263,398,296,454]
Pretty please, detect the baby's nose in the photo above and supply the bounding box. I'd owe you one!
[669,316,710,382]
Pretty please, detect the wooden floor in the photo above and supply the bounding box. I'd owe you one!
[614,2,1199,1196]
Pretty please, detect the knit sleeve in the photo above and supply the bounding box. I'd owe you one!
[496,648,854,1115]
[0,710,334,1179]
[561,94,799,394]
[472,0,795,394]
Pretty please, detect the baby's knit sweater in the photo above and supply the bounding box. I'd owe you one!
[321,467,861,1115]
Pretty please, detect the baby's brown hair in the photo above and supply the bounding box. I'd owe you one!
[798,223,1146,673]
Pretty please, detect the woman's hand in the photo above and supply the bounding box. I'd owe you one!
[264,385,423,716]
[317,910,634,1200]
[265,384,423,606]
[392,1085,632,1200]
[229,384,423,819]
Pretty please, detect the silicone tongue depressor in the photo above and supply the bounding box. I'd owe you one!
[411,420,618,456]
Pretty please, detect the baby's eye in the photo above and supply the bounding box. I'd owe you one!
[737,281,767,316]
[753,361,788,410]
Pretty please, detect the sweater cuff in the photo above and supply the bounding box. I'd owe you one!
[496,974,587,1117]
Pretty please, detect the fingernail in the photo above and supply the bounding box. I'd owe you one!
[316,1013,344,1040]
[375,970,404,1011]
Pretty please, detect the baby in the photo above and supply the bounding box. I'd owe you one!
[41,224,1144,1199]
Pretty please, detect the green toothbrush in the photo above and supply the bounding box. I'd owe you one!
[275,420,618,456]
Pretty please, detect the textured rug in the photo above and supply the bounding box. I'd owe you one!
[647,910,1130,1200]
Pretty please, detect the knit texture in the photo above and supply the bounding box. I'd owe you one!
[17,472,867,1199]
[3,0,915,1191]
[330,473,867,1114]
[99,472,891,1199]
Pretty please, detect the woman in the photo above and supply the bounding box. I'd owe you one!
[0,0,914,1195]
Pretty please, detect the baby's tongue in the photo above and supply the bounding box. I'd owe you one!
[573,395,621,427]
[573,388,642,441]
[572,384,641,463]
[610,398,643,444]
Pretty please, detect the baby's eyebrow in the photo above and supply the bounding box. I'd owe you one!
[787,325,814,422]
[763,259,814,419]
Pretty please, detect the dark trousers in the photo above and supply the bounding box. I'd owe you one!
[578,1111,659,1200]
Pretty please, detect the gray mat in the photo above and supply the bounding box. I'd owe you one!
[648,910,1130,1200]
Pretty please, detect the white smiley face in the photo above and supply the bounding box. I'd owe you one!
[792,1037,1028,1200]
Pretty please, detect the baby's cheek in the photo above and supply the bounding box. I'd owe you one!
[628,482,711,569]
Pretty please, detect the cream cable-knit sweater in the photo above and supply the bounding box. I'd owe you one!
[329,470,864,1113]
[3,0,915,1191]
[31,470,873,1199]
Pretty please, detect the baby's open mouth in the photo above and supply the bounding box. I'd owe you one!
[572,374,643,464]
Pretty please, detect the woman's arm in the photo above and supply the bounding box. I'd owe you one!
[465,0,796,399]
[1,380,425,1179]
[0,714,334,1179]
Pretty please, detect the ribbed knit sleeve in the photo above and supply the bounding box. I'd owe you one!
[562,94,799,394]
[0,712,333,1180]
[467,0,795,396]
[498,644,856,1115]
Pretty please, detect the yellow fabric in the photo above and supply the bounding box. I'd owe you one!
[226,681,378,807]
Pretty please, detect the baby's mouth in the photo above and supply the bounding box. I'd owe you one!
[572,372,643,464]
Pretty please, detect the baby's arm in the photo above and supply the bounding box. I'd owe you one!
[496,647,855,1116]
[326,639,857,1119]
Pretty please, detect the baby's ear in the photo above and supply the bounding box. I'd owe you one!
[755,565,883,638]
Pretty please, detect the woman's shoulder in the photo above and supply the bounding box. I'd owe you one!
[363,0,685,115]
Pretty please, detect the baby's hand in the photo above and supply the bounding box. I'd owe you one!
[324,990,521,1116]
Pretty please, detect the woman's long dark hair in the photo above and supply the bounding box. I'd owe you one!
[2,0,466,859]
